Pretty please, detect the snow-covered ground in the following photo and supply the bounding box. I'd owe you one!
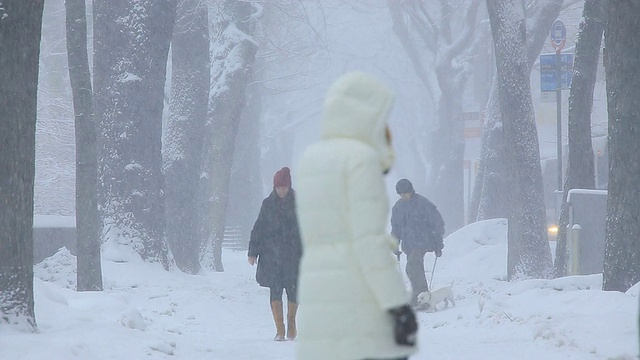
[1,219,637,360]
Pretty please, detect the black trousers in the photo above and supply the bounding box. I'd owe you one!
[269,285,297,303]
[405,249,428,304]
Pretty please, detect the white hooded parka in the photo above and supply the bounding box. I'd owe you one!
[295,72,416,360]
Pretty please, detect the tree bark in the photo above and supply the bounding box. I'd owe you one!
[603,0,640,292]
[487,0,553,280]
[164,0,209,274]
[0,0,45,331]
[471,0,564,223]
[553,0,606,278]
[65,0,103,291]
[93,0,176,269]
[199,0,258,271]
[36,0,76,217]
[472,76,509,222]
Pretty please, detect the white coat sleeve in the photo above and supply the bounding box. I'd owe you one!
[347,152,410,310]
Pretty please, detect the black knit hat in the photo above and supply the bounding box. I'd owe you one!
[395,179,414,194]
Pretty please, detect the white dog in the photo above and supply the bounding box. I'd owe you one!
[416,286,455,312]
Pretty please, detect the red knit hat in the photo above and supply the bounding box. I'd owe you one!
[273,167,292,187]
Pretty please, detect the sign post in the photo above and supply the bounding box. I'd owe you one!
[550,19,566,193]
[540,53,573,102]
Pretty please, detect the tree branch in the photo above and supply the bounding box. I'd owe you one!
[387,0,437,98]
[441,0,481,63]
[404,1,439,53]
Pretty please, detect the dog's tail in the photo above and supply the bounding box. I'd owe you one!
[447,279,455,292]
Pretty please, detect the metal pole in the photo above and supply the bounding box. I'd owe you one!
[571,224,582,275]
[466,163,471,225]
[556,48,563,192]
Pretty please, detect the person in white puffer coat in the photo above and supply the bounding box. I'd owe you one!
[295,72,418,360]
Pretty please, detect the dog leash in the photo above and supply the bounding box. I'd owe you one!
[429,256,438,289]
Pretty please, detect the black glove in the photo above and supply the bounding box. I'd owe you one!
[388,305,418,346]
[435,242,444,257]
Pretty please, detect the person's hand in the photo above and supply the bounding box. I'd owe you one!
[388,305,418,346]
[248,256,257,266]
[435,248,442,257]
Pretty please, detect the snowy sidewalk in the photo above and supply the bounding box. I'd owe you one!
[1,219,638,359]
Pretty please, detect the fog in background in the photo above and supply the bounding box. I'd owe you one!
[34,0,606,233]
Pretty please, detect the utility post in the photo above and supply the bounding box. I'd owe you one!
[547,19,568,222]
[550,19,566,193]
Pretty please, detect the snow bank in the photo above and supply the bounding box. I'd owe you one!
[1,219,637,360]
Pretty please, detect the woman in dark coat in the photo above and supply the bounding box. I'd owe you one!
[248,167,302,341]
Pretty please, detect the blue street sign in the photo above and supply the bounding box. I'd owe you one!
[550,19,566,49]
[540,53,574,91]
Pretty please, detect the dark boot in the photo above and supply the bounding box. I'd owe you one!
[270,300,285,341]
[286,302,298,340]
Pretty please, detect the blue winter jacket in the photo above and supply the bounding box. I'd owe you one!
[390,193,445,253]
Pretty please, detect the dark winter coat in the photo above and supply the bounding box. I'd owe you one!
[391,193,445,253]
[248,189,302,289]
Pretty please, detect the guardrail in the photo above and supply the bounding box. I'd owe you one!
[222,225,246,251]
[32,215,247,262]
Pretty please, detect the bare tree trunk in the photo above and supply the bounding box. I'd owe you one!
[226,79,263,250]
[429,89,465,233]
[65,0,103,291]
[603,0,640,292]
[487,0,553,280]
[36,1,76,217]
[200,1,258,271]
[553,0,606,278]
[93,0,176,269]
[0,0,45,331]
[472,76,509,222]
[164,0,209,274]
[471,0,564,222]
[387,0,437,190]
